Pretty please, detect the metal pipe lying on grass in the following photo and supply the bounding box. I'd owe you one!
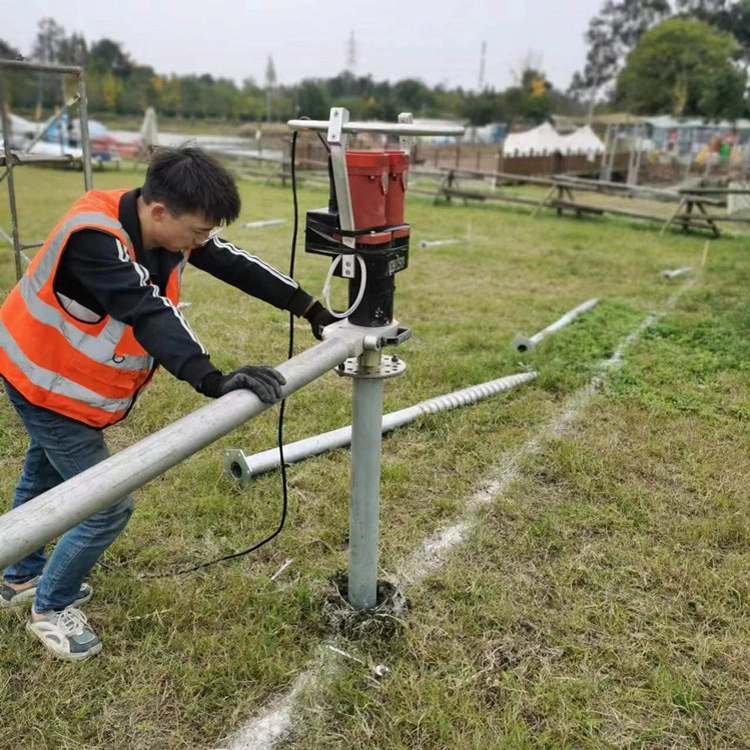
[418,239,461,248]
[660,266,693,279]
[223,371,538,482]
[241,219,286,229]
[512,298,599,353]
[0,333,366,571]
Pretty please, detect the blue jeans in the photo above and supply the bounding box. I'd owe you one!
[2,379,133,613]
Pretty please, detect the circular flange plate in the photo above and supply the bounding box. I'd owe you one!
[336,354,407,379]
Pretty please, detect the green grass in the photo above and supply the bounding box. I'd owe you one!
[1,165,749,749]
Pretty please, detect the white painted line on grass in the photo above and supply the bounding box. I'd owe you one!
[219,672,316,750]
[398,283,692,589]
[221,281,694,750]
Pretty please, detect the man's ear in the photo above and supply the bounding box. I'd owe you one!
[150,202,170,224]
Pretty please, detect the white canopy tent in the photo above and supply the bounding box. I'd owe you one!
[502,122,566,156]
[560,125,605,155]
[503,123,605,157]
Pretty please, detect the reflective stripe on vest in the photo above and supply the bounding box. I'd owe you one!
[0,318,132,414]
[0,189,181,427]
[17,277,151,371]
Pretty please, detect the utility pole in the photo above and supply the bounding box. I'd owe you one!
[478,40,487,90]
[346,31,357,73]
[265,55,276,124]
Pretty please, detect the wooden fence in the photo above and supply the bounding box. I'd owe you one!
[295,139,631,179]
[260,135,749,185]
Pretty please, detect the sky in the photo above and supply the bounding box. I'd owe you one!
[4,0,604,93]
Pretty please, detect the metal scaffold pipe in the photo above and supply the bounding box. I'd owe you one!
[224,371,538,482]
[287,118,464,137]
[660,266,693,279]
[0,59,85,76]
[512,298,599,353]
[0,333,365,571]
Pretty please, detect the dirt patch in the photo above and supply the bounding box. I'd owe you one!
[323,571,409,640]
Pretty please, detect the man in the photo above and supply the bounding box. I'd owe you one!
[0,145,334,661]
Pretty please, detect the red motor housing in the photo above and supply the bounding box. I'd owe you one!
[345,151,391,245]
[384,151,409,228]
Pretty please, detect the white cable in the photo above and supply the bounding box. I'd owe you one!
[322,254,367,318]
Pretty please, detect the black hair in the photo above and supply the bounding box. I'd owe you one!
[141,145,241,225]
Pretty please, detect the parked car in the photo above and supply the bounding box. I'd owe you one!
[42,115,121,168]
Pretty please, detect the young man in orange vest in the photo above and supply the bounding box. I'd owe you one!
[0,145,335,660]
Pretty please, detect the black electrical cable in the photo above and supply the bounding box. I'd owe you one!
[316,131,331,153]
[144,132,301,579]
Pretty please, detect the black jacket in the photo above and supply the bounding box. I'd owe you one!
[53,189,312,388]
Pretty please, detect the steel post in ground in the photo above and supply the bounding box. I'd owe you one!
[348,349,385,610]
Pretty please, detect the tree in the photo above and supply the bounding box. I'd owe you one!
[120,64,158,113]
[461,91,498,126]
[392,78,434,114]
[0,39,21,60]
[31,18,67,63]
[327,70,361,99]
[58,33,87,66]
[432,84,463,118]
[88,39,132,77]
[1,19,611,122]
[677,0,750,66]
[696,65,748,119]
[297,80,330,119]
[0,39,34,110]
[570,0,671,97]
[615,17,747,118]
[101,71,123,111]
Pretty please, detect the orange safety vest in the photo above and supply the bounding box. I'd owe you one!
[0,189,185,427]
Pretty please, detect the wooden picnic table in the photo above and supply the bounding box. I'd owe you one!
[659,193,724,238]
[432,168,734,237]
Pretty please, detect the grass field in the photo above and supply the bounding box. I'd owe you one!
[0,163,749,750]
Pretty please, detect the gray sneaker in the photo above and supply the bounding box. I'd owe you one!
[0,576,93,609]
[26,607,102,661]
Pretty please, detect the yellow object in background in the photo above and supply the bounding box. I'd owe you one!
[695,144,710,165]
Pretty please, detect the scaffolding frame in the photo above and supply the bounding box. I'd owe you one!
[0,59,94,281]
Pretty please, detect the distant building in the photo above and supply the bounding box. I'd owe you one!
[642,115,750,156]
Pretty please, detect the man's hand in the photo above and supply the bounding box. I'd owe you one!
[303,301,338,341]
[197,366,286,403]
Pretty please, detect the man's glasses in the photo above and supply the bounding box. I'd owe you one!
[170,211,221,247]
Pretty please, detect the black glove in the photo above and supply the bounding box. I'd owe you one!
[197,366,286,403]
[303,301,338,341]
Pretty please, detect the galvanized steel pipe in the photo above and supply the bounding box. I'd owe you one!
[241,219,286,229]
[419,239,461,248]
[348,349,386,610]
[512,298,599,353]
[660,266,693,279]
[224,371,538,482]
[0,334,364,571]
